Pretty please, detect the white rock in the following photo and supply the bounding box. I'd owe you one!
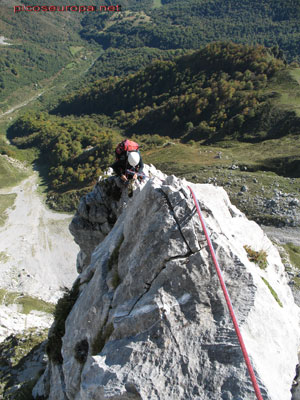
[35,168,300,400]
[0,305,53,342]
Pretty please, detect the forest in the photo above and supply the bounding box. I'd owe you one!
[0,0,85,105]
[8,42,300,208]
[80,0,300,64]
[27,0,299,90]
[54,42,295,142]
[8,113,116,194]
[2,0,300,104]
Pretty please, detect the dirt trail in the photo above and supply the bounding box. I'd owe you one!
[0,91,45,118]
[0,173,78,303]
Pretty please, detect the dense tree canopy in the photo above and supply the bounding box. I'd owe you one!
[0,0,84,103]
[80,0,300,61]
[8,41,300,210]
[55,42,293,142]
[8,113,115,190]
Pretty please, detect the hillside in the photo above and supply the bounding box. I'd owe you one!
[75,0,300,84]
[2,0,300,111]
[7,113,119,209]
[80,0,300,60]
[54,42,297,143]
[7,43,300,223]
[0,0,96,112]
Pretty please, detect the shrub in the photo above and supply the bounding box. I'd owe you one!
[46,279,80,364]
[74,339,89,364]
[244,245,268,270]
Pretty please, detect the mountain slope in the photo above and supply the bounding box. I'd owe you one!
[2,0,300,111]
[0,0,90,111]
[54,42,291,142]
[6,43,300,229]
[80,0,300,59]
[51,0,300,86]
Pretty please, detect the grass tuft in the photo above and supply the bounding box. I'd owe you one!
[283,243,300,270]
[261,277,283,307]
[244,245,268,270]
[0,251,9,263]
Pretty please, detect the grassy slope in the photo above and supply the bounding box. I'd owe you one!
[284,243,300,269]
[0,193,16,226]
[144,135,300,183]
[281,243,300,290]
[0,1,99,112]
[0,329,49,399]
[267,66,300,116]
[0,288,54,315]
[0,156,29,189]
[143,66,300,170]
[0,155,30,233]
[144,133,300,171]
[143,122,300,226]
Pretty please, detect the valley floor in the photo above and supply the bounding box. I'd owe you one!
[0,172,78,304]
[262,226,300,247]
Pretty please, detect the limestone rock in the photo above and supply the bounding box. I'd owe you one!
[69,176,123,272]
[0,305,53,342]
[36,166,300,400]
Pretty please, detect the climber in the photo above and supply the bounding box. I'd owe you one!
[112,139,144,183]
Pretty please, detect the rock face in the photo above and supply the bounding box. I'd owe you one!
[0,331,48,399]
[35,166,300,400]
[69,173,124,273]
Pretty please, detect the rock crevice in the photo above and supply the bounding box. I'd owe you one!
[35,166,300,400]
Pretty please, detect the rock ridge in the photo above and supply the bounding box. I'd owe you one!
[35,165,300,400]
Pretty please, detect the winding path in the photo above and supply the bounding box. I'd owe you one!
[0,91,45,118]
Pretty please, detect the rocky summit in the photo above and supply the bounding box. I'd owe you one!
[34,165,300,400]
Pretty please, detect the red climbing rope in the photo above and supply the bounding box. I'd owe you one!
[188,185,264,400]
